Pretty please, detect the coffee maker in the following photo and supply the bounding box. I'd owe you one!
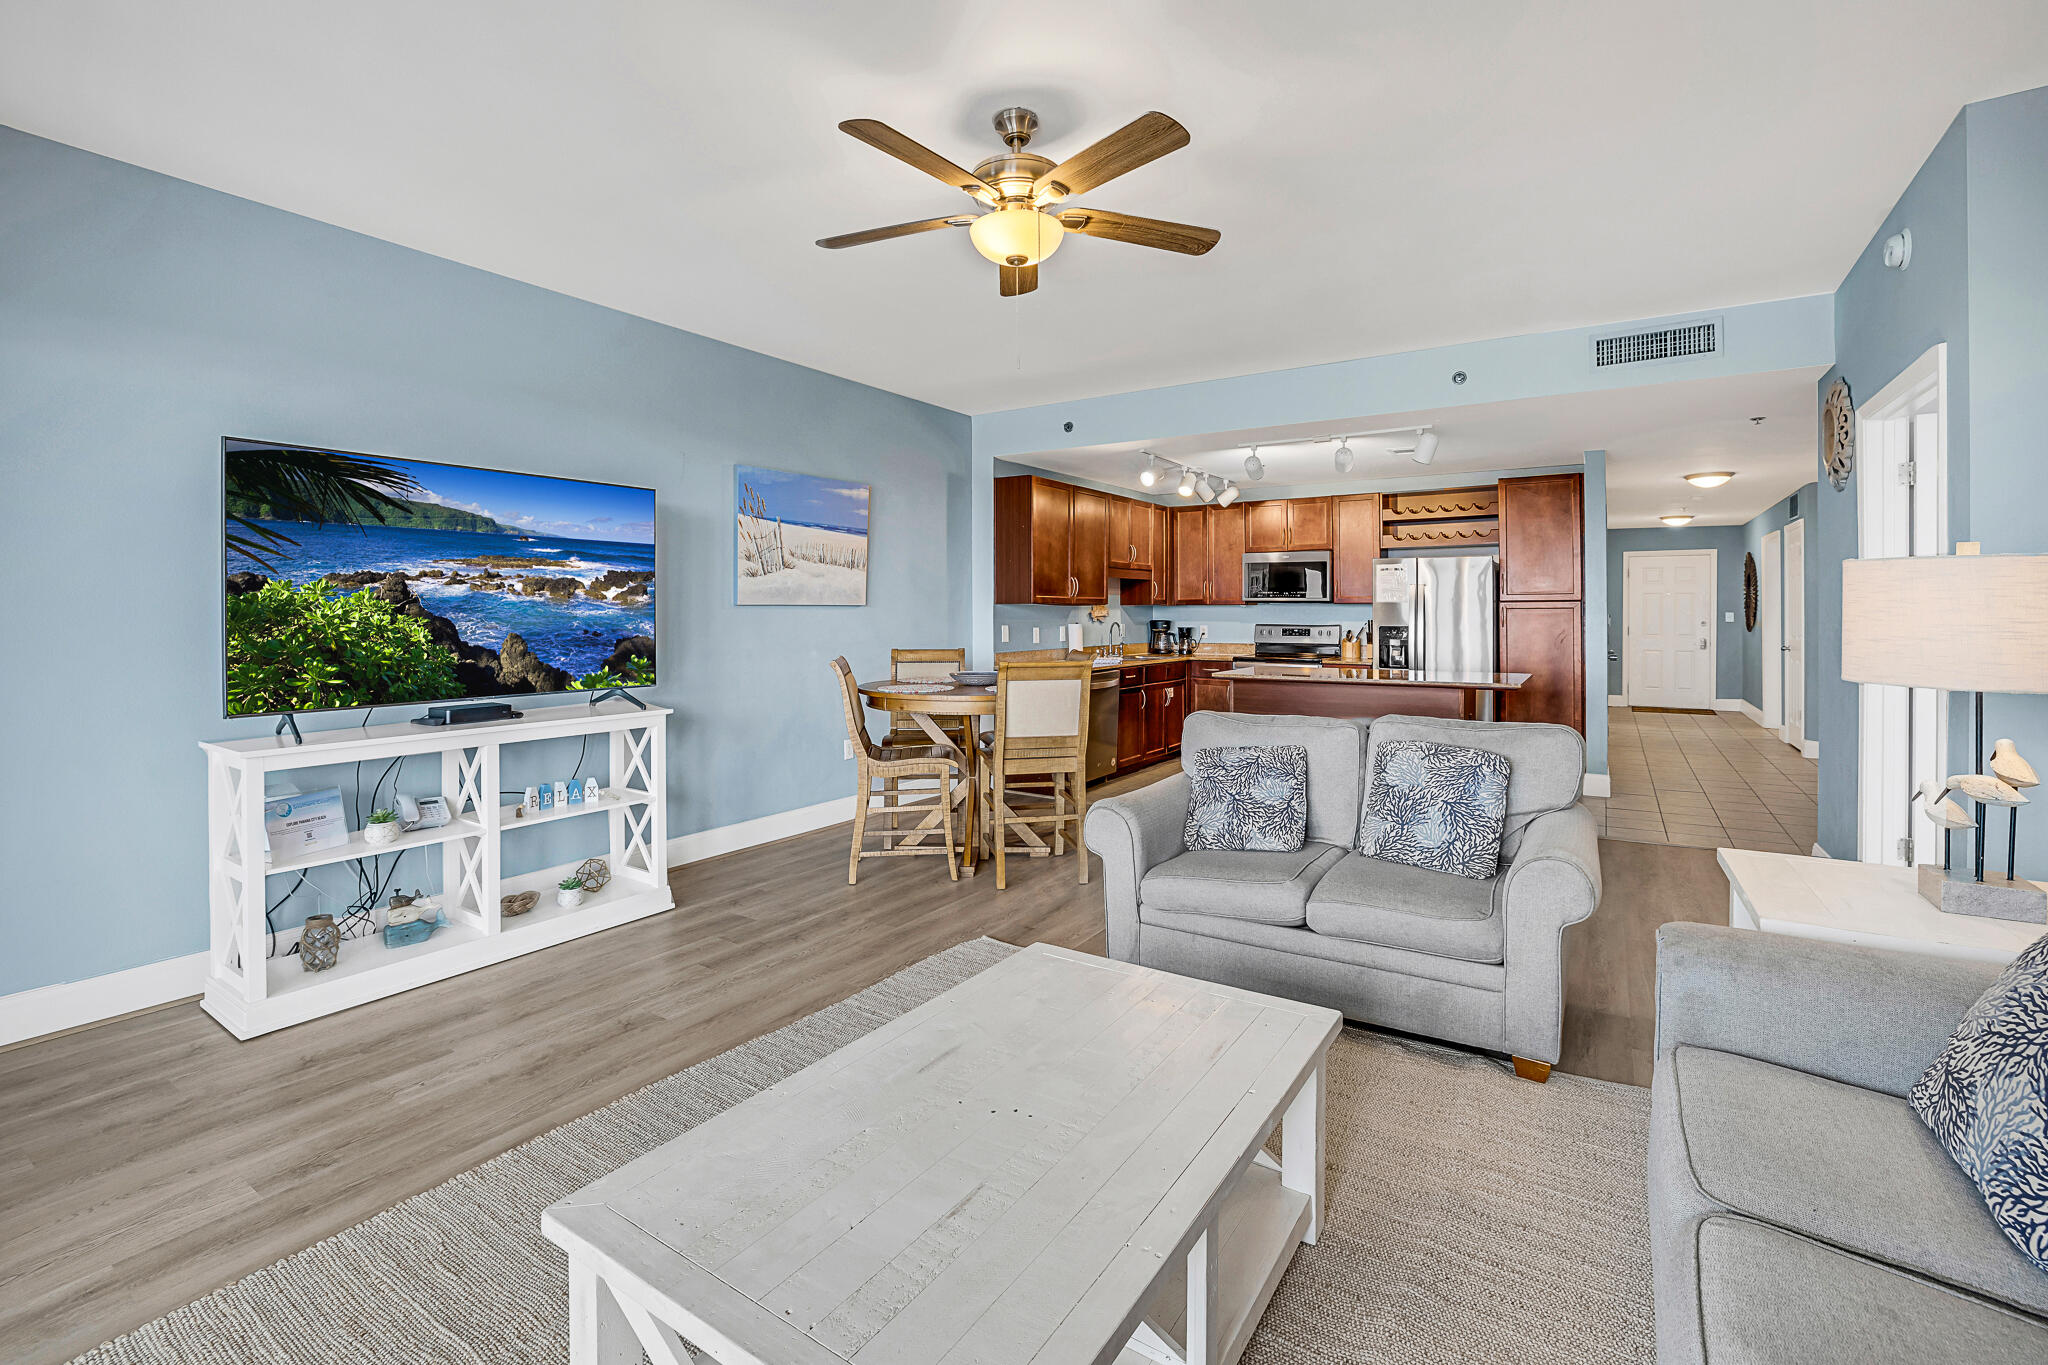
[1177,627,1198,655]
[1148,619,1175,654]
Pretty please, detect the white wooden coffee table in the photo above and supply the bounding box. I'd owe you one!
[543,943,1340,1365]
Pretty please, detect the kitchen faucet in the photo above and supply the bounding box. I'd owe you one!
[1104,618,1124,661]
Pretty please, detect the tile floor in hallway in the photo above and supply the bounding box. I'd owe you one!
[1586,706,1819,853]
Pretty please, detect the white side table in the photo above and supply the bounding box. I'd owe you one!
[1718,849,2046,964]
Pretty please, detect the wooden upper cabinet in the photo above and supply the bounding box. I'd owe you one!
[993,475,1110,604]
[1500,601,1585,733]
[1069,488,1110,602]
[1498,473,1583,600]
[1108,496,1155,574]
[1244,497,1333,552]
[1207,504,1247,605]
[1332,494,1381,603]
[1286,497,1332,550]
[1171,506,1210,603]
[1245,500,1289,553]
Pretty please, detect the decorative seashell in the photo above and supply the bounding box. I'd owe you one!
[1914,780,1976,830]
[1990,739,2039,789]
[1947,772,2028,807]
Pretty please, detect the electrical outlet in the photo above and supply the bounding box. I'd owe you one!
[1032,627,1040,643]
[1000,624,1009,643]
[843,739,857,760]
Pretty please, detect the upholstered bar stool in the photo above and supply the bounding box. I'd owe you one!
[830,657,963,882]
[979,659,1092,890]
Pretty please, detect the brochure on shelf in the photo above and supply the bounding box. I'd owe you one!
[263,786,347,865]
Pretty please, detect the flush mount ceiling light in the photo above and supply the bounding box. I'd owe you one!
[1685,471,1735,488]
[1661,513,1696,526]
[1243,448,1264,481]
[1177,468,1198,498]
[1217,481,1240,506]
[1332,440,1355,474]
[1138,451,1162,487]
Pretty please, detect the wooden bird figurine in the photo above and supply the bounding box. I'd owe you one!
[1989,739,2039,790]
[1947,772,2027,807]
[1914,779,1975,830]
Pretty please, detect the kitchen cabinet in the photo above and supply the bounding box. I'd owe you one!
[1170,507,1210,603]
[1108,495,1155,574]
[1206,504,1247,605]
[993,475,1110,604]
[1331,494,1381,603]
[1500,601,1585,732]
[1498,473,1583,600]
[1244,497,1332,552]
[1115,661,1191,770]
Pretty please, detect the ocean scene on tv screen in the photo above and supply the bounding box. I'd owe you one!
[224,440,655,717]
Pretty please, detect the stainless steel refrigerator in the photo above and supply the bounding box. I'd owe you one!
[1371,555,1498,675]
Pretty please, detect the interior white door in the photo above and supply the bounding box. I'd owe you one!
[1783,519,1806,746]
[1761,530,1783,727]
[1626,551,1715,709]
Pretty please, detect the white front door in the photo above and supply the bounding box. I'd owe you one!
[1625,550,1715,710]
[1761,530,1783,727]
[1783,519,1806,746]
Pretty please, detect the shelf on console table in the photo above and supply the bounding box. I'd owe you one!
[201,700,672,1039]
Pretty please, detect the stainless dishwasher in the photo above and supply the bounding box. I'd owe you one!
[1087,670,1120,782]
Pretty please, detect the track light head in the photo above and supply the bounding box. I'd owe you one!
[1177,468,1197,497]
[1411,431,1439,465]
[1217,482,1240,507]
[1196,474,1218,503]
[1333,440,1354,474]
[1138,452,1160,487]
[1243,449,1264,481]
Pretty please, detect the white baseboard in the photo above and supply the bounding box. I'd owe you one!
[1712,698,1743,712]
[1737,700,1767,727]
[1800,739,1820,761]
[0,951,208,1049]
[4,794,863,1051]
[1582,773,1612,799]
[1606,694,1625,708]
[667,794,855,866]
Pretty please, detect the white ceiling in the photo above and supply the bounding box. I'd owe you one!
[3,3,2045,415]
[1018,367,1830,527]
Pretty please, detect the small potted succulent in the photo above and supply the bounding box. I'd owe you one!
[556,874,586,909]
[364,808,402,847]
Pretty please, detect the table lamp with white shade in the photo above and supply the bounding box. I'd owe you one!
[1840,549,2048,920]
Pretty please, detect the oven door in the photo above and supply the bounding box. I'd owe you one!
[1242,552,1331,602]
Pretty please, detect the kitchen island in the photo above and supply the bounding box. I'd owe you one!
[1191,662,1531,722]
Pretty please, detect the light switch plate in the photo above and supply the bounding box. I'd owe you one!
[1724,611,1735,622]
[1032,627,1040,643]
[843,739,857,760]
[1000,624,1009,642]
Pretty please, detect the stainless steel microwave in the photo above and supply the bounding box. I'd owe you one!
[1242,550,1332,602]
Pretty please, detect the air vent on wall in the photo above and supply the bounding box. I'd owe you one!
[1591,317,1720,369]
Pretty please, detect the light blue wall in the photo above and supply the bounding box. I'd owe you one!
[1737,484,1820,713]
[1605,524,1747,701]
[0,126,971,996]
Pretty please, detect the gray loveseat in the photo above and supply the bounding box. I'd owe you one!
[1083,711,1602,1077]
[1651,923,2048,1363]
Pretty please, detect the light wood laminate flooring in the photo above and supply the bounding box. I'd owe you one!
[1,762,1719,1363]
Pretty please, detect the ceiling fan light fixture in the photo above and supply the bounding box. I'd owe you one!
[968,206,1065,267]
[1333,440,1355,474]
[1661,513,1696,526]
[1243,449,1264,481]
[1685,471,1735,488]
[1177,469,1197,498]
[1411,431,1440,465]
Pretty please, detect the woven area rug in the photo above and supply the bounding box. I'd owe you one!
[75,938,1652,1364]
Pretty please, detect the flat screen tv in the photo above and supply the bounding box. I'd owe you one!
[223,438,656,719]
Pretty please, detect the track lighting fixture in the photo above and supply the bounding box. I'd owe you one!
[1217,481,1240,506]
[1411,431,1439,465]
[1138,452,1162,488]
[1333,440,1355,474]
[1243,448,1264,481]
[1196,474,1219,503]
[1177,468,1197,498]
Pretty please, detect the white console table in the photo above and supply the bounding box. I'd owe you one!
[1718,848,2043,965]
[201,700,672,1039]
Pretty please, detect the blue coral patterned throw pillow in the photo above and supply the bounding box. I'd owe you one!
[1184,746,1310,853]
[1909,933,2048,1272]
[1358,740,1511,879]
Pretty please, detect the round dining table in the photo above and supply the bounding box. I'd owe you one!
[857,680,997,874]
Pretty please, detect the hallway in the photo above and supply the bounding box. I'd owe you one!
[1587,706,1819,853]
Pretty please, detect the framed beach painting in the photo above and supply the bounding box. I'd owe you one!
[735,465,870,606]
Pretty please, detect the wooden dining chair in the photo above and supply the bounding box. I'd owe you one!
[831,657,964,883]
[882,647,971,847]
[978,659,1092,890]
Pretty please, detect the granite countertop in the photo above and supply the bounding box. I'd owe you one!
[1208,663,1531,690]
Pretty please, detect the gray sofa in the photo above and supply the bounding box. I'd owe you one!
[1651,923,2048,1363]
[1083,711,1602,1075]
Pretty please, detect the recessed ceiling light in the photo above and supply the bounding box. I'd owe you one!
[1684,471,1735,488]
[1660,513,1696,526]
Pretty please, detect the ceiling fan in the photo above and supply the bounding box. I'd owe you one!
[817,107,1220,296]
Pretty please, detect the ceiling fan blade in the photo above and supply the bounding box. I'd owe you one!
[816,216,975,249]
[839,119,995,199]
[1057,208,1220,256]
[999,264,1039,297]
[1032,112,1189,201]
